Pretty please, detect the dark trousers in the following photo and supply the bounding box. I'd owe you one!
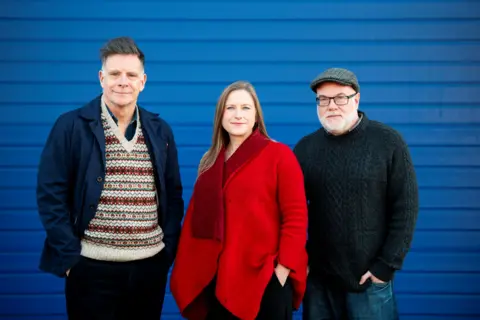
[206,273,293,320]
[65,250,170,320]
[302,276,399,320]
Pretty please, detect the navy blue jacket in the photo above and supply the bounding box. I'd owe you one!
[36,95,184,277]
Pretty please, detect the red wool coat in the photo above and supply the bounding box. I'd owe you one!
[170,138,308,320]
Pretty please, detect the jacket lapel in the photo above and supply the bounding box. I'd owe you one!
[191,129,270,242]
[80,95,106,168]
[191,147,225,241]
[89,120,106,168]
[139,109,165,185]
[223,129,270,189]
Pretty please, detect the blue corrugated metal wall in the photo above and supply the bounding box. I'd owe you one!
[0,1,479,319]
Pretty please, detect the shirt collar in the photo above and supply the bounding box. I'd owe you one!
[348,113,363,132]
[101,96,138,125]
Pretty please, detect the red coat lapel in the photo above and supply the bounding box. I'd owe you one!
[191,129,270,241]
[223,129,270,189]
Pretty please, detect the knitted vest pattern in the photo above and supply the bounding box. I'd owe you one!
[81,103,164,261]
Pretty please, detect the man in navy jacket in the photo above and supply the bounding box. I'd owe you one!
[36,36,184,319]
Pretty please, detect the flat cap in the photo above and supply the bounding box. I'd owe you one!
[310,68,360,93]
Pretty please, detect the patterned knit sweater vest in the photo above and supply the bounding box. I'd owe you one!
[81,103,165,261]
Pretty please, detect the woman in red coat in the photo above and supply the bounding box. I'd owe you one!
[170,81,308,320]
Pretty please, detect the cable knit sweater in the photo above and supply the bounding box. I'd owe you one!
[293,111,419,292]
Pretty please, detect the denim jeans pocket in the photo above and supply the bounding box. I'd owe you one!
[369,280,391,293]
[348,281,398,320]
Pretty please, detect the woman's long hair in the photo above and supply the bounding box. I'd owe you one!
[198,81,270,175]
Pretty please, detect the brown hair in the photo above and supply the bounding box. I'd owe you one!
[198,81,269,175]
[100,36,145,68]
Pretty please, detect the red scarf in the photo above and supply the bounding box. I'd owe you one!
[191,129,269,241]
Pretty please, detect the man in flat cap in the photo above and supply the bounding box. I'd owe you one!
[293,68,419,319]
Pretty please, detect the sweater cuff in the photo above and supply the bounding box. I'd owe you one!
[370,259,395,282]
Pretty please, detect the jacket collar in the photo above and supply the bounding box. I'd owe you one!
[191,129,270,241]
[79,94,162,171]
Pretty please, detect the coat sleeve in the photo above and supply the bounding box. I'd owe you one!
[276,144,308,275]
[37,115,81,277]
[370,137,419,281]
[162,123,185,265]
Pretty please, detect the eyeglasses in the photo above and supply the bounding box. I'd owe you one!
[316,92,357,107]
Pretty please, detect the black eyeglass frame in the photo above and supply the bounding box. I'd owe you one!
[316,92,357,107]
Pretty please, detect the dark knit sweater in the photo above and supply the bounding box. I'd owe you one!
[293,111,419,292]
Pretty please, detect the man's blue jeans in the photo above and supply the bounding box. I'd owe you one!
[302,276,399,320]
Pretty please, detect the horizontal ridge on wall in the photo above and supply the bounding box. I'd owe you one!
[1,2,479,20]
[1,42,479,62]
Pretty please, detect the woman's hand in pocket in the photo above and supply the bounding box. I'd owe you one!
[274,264,290,287]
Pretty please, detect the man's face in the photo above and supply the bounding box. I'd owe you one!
[99,54,146,109]
[316,82,360,135]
